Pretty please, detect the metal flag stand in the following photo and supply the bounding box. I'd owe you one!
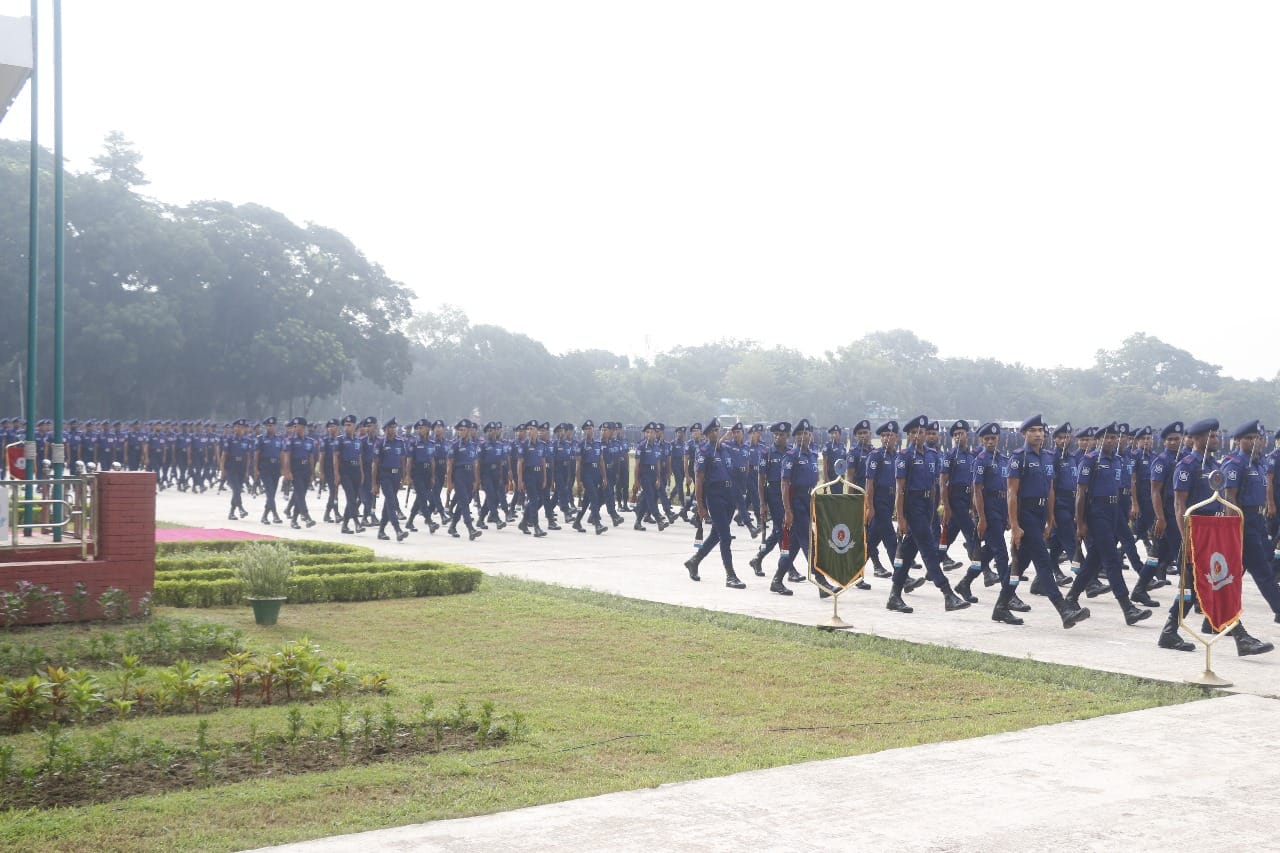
[1178,470,1241,688]
[808,473,866,630]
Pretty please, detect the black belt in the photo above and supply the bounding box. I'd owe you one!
[984,489,1007,498]
[454,465,473,471]
[1244,506,1266,515]
[1057,490,1075,498]
[528,466,543,472]
[906,489,933,498]
[951,485,972,495]
[381,468,399,474]
[1019,497,1047,507]
[708,480,732,489]
[1090,495,1118,505]
[1119,489,1132,496]
[341,459,361,466]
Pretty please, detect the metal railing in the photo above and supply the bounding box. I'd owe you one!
[1,475,95,561]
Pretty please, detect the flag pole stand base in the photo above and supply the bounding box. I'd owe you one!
[819,594,852,630]
[1185,645,1231,688]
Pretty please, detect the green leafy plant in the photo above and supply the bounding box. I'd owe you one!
[97,588,131,622]
[233,543,295,599]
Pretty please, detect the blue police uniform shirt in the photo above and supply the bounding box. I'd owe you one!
[522,439,545,471]
[764,444,789,494]
[1173,450,1218,507]
[287,435,315,469]
[866,446,897,499]
[1008,444,1054,499]
[451,437,479,470]
[1150,448,1179,506]
[895,444,940,492]
[974,447,1010,519]
[338,434,363,464]
[823,439,845,478]
[695,441,733,485]
[257,434,284,463]
[846,443,872,486]
[1054,449,1079,494]
[942,445,976,491]
[1131,448,1151,495]
[225,435,253,468]
[376,437,407,475]
[579,439,605,478]
[1221,450,1266,507]
[479,438,506,473]
[782,445,820,502]
[1078,450,1122,499]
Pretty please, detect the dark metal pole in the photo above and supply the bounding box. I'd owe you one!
[22,0,39,536]
[52,0,65,542]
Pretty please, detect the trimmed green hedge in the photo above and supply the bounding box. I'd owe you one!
[157,550,376,573]
[153,565,482,607]
[156,539,372,557]
[155,560,465,584]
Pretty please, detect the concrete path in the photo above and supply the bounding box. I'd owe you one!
[153,492,1280,852]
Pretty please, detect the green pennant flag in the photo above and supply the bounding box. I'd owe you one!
[812,491,866,587]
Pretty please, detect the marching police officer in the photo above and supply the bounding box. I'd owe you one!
[255,417,285,525]
[221,419,253,520]
[972,422,1040,625]
[750,421,792,579]
[573,420,609,534]
[283,417,317,528]
[372,418,410,542]
[335,415,366,534]
[864,421,900,583]
[683,418,747,589]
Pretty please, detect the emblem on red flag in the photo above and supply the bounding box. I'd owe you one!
[1187,514,1244,633]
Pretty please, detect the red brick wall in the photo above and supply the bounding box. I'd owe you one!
[0,472,156,625]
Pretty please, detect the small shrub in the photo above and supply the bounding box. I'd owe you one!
[234,543,295,599]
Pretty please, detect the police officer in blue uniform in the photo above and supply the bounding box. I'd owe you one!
[863,421,900,582]
[334,415,366,534]
[888,415,967,613]
[1220,420,1280,626]
[444,419,481,539]
[823,425,846,495]
[516,419,549,538]
[1008,414,1090,628]
[283,417,318,529]
[254,417,285,525]
[1046,422,1080,584]
[633,422,669,532]
[573,420,609,535]
[1149,421,1184,579]
[1162,418,1272,655]
[371,418,410,541]
[474,421,508,531]
[404,419,440,534]
[1065,422,1150,625]
[940,419,980,585]
[683,418,746,589]
[220,419,253,521]
[357,416,378,525]
[971,422,1040,624]
[668,426,688,515]
[773,419,835,596]
[750,421,792,579]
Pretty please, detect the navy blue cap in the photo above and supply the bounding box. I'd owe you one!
[795,418,813,433]
[770,421,791,434]
[580,419,594,429]
[1053,421,1072,437]
[1134,425,1152,439]
[1097,422,1119,436]
[361,416,377,427]
[341,414,357,425]
[414,418,430,429]
[705,418,722,432]
[1187,418,1218,437]
[976,422,1000,438]
[690,422,703,431]
[1116,422,1130,437]
[1160,421,1183,439]
[1019,414,1044,432]
[675,426,687,433]
[538,421,550,430]
[1232,420,1263,441]
[854,419,871,432]
[383,417,397,428]
[455,419,468,429]
[876,420,899,436]
[644,421,658,431]
[828,425,841,434]
[1073,426,1093,439]
[950,419,970,435]
[233,418,249,427]
[262,416,277,426]
[906,415,928,432]
[288,417,306,427]
[926,420,940,432]
[431,419,444,428]
[731,422,744,431]
[325,418,339,427]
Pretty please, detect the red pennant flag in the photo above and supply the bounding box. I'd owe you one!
[1187,514,1244,633]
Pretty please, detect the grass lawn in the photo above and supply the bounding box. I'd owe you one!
[1,575,1206,851]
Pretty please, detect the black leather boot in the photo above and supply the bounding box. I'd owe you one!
[991,585,1024,625]
[1053,597,1090,629]
[1232,623,1275,656]
[1157,614,1194,651]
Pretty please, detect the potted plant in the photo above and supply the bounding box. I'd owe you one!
[235,543,294,626]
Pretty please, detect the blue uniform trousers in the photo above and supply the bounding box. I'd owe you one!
[452,471,475,528]
[1050,493,1077,566]
[900,494,945,586]
[759,491,786,559]
[576,475,605,525]
[1068,501,1132,608]
[867,497,898,566]
[378,475,402,533]
[480,470,504,522]
[1243,512,1280,616]
[980,511,1013,584]
[943,492,979,561]
[339,463,363,525]
[522,470,544,528]
[408,468,432,522]
[691,483,736,570]
[289,468,311,520]
[636,464,659,522]
[260,463,282,519]
[777,492,812,577]
[359,465,375,519]
[1012,501,1064,603]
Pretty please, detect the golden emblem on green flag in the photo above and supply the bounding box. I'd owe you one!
[811,491,866,587]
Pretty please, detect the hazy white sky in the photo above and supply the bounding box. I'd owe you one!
[2,1,1277,379]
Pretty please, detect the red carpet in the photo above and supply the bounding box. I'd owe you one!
[155,528,278,542]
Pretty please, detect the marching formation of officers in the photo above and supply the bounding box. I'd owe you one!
[6,411,1280,657]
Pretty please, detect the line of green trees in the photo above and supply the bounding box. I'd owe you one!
[2,134,1276,431]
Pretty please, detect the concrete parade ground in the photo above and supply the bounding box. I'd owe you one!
[154,489,1280,852]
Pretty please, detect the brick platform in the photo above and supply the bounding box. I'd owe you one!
[0,472,156,624]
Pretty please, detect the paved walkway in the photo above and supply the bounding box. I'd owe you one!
[154,491,1280,851]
